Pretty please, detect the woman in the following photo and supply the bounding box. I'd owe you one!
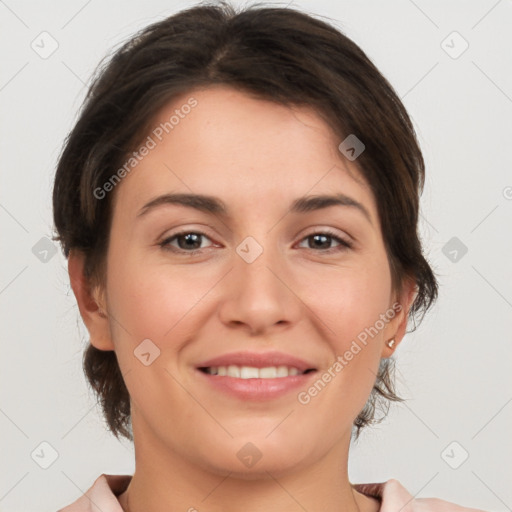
[54,1,485,510]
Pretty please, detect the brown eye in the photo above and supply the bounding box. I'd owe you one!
[159,231,213,252]
[298,231,352,252]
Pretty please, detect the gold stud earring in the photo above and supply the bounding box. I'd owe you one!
[386,338,396,349]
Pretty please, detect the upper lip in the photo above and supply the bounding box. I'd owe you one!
[196,351,317,373]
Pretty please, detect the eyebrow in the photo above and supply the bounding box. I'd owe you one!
[137,192,372,224]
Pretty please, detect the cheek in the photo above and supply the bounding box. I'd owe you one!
[302,252,392,346]
[104,256,210,426]
[299,251,392,408]
[105,249,220,354]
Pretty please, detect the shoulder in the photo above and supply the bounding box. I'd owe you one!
[354,478,488,512]
[57,473,132,512]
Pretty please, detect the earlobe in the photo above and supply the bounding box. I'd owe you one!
[67,249,115,351]
[381,279,418,358]
[386,338,396,349]
[380,336,397,358]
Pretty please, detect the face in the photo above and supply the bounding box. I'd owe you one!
[77,85,413,477]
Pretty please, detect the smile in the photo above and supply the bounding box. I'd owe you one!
[199,365,316,378]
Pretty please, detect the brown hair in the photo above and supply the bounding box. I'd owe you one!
[52,0,438,442]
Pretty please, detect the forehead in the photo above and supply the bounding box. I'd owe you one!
[111,85,376,223]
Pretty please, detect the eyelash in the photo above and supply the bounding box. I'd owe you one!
[158,229,353,255]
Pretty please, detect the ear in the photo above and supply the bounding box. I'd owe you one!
[68,249,115,351]
[381,277,418,358]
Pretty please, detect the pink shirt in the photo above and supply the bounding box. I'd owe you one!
[57,474,487,511]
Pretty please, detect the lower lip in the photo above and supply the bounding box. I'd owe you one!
[196,369,318,400]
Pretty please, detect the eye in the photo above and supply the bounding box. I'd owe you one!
[159,231,214,253]
[297,230,352,252]
[159,229,353,255]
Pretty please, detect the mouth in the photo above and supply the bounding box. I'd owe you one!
[198,365,317,378]
[195,352,318,400]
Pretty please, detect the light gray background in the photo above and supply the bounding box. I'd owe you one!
[1,0,511,511]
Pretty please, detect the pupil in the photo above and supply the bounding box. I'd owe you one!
[180,233,201,250]
[311,234,329,249]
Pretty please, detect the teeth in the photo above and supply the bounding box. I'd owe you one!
[259,366,277,378]
[204,365,304,378]
[276,365,289,377]
[227,365,240,378]
[240,366,259,379]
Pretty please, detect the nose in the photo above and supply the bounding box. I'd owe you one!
[217,237,302,336]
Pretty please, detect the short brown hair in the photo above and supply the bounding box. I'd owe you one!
[52,0,438,442]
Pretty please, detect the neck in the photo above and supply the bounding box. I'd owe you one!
[118,416,375,512]
[119,440,379,512]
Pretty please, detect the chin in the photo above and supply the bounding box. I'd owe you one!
[194,437,312,479]
[205,458,305,481]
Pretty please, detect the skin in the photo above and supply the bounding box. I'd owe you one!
[69,85,417,512]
